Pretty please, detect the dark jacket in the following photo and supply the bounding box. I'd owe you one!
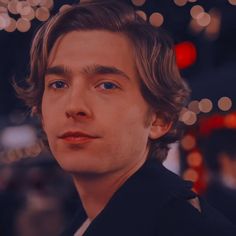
[61,158,236,236]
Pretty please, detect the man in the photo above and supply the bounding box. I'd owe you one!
[14,0,236,235]
[202,128,236,225]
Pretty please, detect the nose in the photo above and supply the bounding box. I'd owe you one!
[65,85,93,120]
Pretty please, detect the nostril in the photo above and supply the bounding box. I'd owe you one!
[78,112,87,116]
[65,110,88,118]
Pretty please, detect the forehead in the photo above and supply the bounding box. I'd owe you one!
[47,30,137,78]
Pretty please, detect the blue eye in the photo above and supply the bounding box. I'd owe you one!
[49,81,67,89]
[99,82,118,90]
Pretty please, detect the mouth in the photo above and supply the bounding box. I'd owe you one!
[58,131,100,144]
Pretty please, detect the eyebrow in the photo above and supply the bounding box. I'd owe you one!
[45,64,131,81]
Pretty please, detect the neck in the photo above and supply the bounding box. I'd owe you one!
[72,158,146,220]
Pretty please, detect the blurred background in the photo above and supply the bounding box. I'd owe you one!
[0,0,236,235]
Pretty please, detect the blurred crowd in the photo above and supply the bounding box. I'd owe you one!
[0,153,79,236]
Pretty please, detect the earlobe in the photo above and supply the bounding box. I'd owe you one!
[148,117,172,140]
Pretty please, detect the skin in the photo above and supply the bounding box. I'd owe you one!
[41,30,170,220]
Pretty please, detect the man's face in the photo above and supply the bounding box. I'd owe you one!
[41,30,158,176]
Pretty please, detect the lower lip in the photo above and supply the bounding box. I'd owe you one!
[60,136,96,144]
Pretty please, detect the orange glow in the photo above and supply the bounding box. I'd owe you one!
[181,134,196,151]
[187,151,203,167]
[224,113,236,128]
[183,168,199,182]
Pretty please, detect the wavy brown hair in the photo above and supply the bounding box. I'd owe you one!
[13,0,190,162]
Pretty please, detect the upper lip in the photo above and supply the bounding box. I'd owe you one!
[58,131,99,139]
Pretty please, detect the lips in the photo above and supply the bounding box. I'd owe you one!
[58,131,99,144]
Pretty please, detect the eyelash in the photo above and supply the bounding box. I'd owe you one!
[48,80,68,89]
[47,80,120,90]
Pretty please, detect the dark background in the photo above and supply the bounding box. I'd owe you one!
[0,0,236,118]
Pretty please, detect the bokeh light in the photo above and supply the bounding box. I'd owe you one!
[188,100,200,114]
[224,113,236,128]
[218,97,232,111]
[35,7,50,21]
[228,0,236,5]
[187,151,203,167]
[4,17,16,32]
[175,41,197,69]
[189,18,204,34]
[16,17,31,32]
[199,98,213,113]
[136,10,147,21]
[40,0,54,9]
[183,168,199,182]
[28,0,41,7]
[0,13,10,29]
[174,0,188,7]
[59,4,72,13]
[180,110,197,125]
[196,12,211,27]
[131,0,146,7]
[149,12,164,27]
[205,8,221,40]
[190,5,204,19]
[181,134,196,151]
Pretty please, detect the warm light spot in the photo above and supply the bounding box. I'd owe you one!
[27,0,41,7]
[181,110,197,125]
[21,6,35,20]
[174,0,188,7]
[181,134,196,151]
[149,12,164,27]
[205,9,221,40]
[4,17,16,32]
[189,18,204,33]
[218,97,232,111]
[16,1,30,15]
[196,12,211,27]
[26,142,42,157]
[131,0,146,6]
[199,98,213,113]
[59,4,72,13]
[179,107,188,120]
[7,1,18,14]
[16,17,31,32]
[190,5,204,19]
[36,7,50,21]
[224,113,236,128]
[188,100,200,114]
[228,0,236,5]
[39,0,54,9]
[136,10,147,21]
[183,168,199,182]
[187,152,203,167]
[0,13,10,29]
[175,41,197,69]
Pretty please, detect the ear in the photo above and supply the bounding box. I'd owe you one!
[148,114,172,140]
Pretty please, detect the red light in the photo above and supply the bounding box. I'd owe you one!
[175,41,197,69]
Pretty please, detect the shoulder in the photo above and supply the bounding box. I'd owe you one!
[139,159,236,235]
[156,187,236,235]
